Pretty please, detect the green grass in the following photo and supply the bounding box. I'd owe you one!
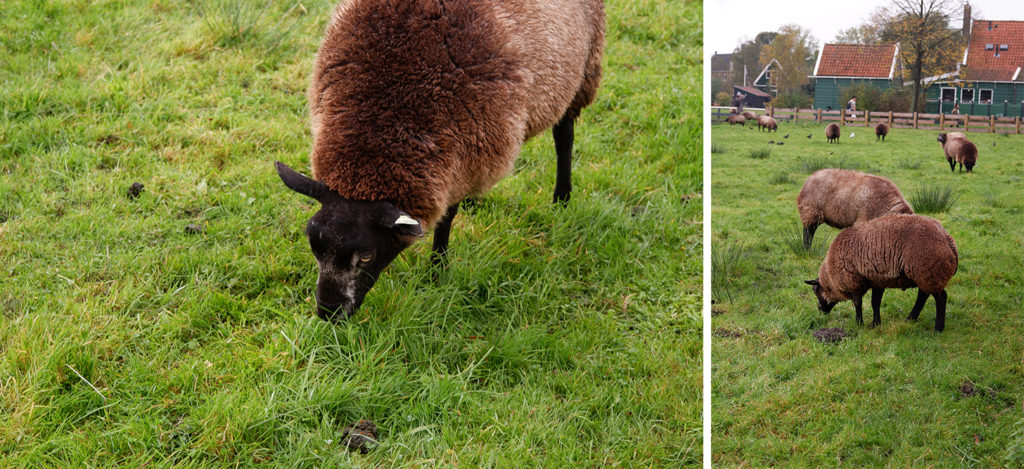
[747,148,771,159]
[0,1,702,466]
[712,121,1024,466]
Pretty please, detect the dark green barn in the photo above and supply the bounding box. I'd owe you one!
[810,43,902,111]
[925,19,1024,116]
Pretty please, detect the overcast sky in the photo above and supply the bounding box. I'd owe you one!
[706,0,1024,56]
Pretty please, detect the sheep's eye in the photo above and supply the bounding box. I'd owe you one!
[358,252,374,264]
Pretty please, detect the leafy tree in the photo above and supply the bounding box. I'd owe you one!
[881,0,965,111]
[759,25,818,96]
[729,32,777,87]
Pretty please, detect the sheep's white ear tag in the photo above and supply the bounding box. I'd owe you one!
[395,215,419,226]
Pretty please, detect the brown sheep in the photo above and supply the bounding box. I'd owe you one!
[275,0,605,321]
[741,110,758,121]
[805,214,958,331]
[825,123,840,143]
[875,122,889,141]
[726,114,746,126]
[757,115,777,132]
[937,132,978,173]
[797,169,913,249]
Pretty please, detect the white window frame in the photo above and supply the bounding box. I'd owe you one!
[941,87,956,102]
[961,88,975,103]
[979,89,993,104]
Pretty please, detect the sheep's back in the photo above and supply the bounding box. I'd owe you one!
[798,169,912,229]
[826,214,957,293]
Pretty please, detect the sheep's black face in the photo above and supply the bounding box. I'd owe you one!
[275,161,424,322]
[964,162,975,172]
[937,134,946,145]
[805,279,837,313]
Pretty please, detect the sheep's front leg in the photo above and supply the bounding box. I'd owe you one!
[870,287,884,327]
[552,115,574,204]
[430,202,460,267]
[852,294,864,326]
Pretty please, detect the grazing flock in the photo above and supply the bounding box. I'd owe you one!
[721,109,978,332]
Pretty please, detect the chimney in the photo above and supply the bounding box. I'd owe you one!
[963,3,971,37]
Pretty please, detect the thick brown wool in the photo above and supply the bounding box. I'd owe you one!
[308,0,605,227]
[741,110,758,121]
[939,132,978,170]
[757,115,777,132]
[817,214,958,302]
[875,122,889,139]
[727,114,746,125]
[798,169,913,230]
[825,123,840,142]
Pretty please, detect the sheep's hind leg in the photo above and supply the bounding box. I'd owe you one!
[852,294,864,326]
[907,289,928,321]
[870,287,884,327]
[934,290,947,332]
[552,115,574,205]
[430,202,460,267]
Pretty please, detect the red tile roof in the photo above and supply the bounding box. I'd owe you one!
[965,20,1024,82]
[815,44,898,78]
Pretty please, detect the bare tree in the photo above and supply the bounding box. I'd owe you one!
[885,0,965,111]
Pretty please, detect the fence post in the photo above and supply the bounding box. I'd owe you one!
[841,111,846,125]
[817,109,822,123]
[913,112,918,129]
[769,107,775,117]
[940,112,944,129]
[888,111,893,125]
[1017,116,1021,134]
[964,115,969,132]
[990,115,995,132]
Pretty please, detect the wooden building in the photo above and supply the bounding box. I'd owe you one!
[809,43,902,110]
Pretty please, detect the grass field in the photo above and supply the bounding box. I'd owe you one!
[0,0,702,466]
[711,120,1024,466]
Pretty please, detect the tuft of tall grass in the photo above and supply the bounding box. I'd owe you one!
[897,156,921,170]
[711,143,726,154]
[769,172,792,184]
[748,148,771,159]
[798,156,861,173]
[782,229,831,257]
[909,186,958,213]
[712,239,751,303]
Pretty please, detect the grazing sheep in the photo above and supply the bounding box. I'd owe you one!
[726,114,746,126]
[797,169,913,249]
[276,0,605,321]
[805,214,958,331]
[937,132,978,173]
[757,115,777,132]
[875,122,889,141]
[825,123,840,143]
[741,110,758,121]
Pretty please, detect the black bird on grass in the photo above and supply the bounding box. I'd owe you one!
[783,134,790,139]
[806,133,813,139]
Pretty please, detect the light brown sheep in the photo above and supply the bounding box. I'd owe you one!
[726,114,746,126]
[875,122,889,141]
[937,132,978,173]
[797,169,913,248]
[825,123,839,143]
[275,0,605,321]
[805,214,958,331]
[757,115,777,132]
[741,110,758,121]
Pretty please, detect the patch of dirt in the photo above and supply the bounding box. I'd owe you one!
[711,307,725,317]
[184,224,204,235]
[959,381,977,398]
[812,327,850,344]
[680,193,701,203]
[126,182,144,199]
[341,419,378,454]
[713,328,743,339]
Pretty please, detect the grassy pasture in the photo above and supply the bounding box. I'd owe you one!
[0,0,702,466]
[711,120,1024,466]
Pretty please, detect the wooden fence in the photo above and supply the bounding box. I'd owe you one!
[711,106,1024,134]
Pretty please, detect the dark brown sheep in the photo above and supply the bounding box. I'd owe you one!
[875,122,889,141]
[276,0,605,321]
[937,132,978,173]
[825,123,840,143]
[806,214,958,331]
[797,169,913,249]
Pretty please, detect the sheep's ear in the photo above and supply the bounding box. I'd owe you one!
[804,279,819,286]
[377,204,424,238]
[275,161,329,201]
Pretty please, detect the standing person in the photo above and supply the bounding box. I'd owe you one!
[846,95,857,118]
[734,90,746,113]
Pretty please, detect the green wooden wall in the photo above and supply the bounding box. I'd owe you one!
[925,81,1024,116]
[812,78,893,110]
